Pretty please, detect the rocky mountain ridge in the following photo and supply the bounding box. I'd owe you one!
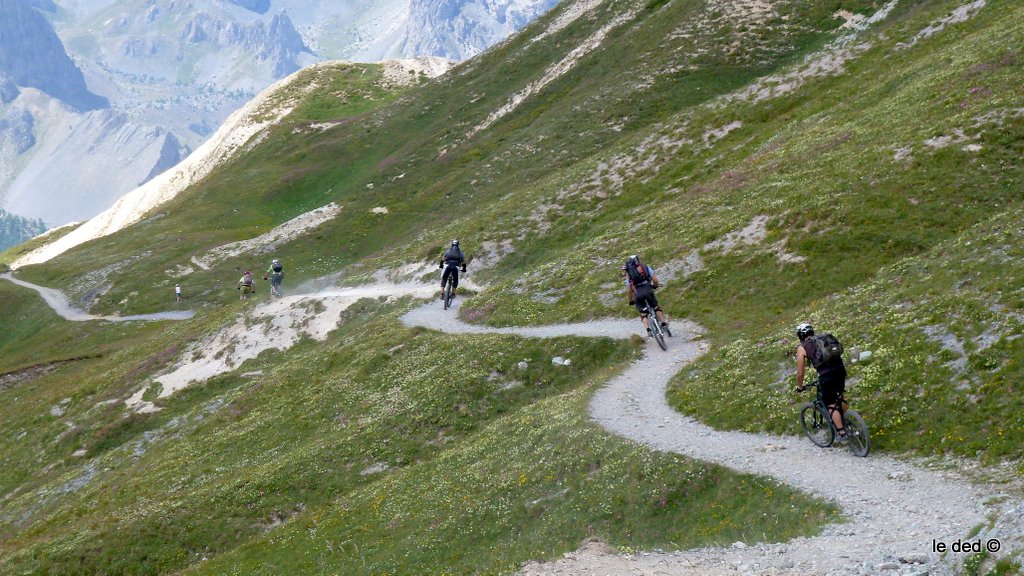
[0,0,556,228]
[0,0,106,111]
[0,0,1021,573]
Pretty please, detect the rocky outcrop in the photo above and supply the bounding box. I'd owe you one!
[180,11,310,78]
[402,0,561,60]
[0,0,107,111]
[143,132,183,183]
[259,14,309,77]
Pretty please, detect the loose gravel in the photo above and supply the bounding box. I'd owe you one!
[9,273,1018,575]
[404,299,1017,576]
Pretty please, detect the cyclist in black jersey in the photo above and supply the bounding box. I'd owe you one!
[439,240,467,299]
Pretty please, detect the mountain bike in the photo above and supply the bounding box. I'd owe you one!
[265,274,283,299]
[640,303,670,351]
[797,379,870,457]
[442,268,463,310]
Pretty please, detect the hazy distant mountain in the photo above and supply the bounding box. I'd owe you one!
[0,0,559,229]
[0,0,106,110]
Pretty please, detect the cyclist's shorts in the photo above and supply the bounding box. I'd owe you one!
[820,367,847,406]
[634,285,659,314]
[442,264,460,285]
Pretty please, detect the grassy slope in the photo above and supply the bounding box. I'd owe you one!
[670,206,1024,463]
[1,0,1022,573]
[664,0,1024,464]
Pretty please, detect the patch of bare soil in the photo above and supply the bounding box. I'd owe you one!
[0,359,83,392]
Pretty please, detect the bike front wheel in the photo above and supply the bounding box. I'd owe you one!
[843,409,870,457]
[800,402,834,447]
[653,325,667,350]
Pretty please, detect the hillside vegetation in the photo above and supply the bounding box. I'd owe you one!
[1,0,1021,573]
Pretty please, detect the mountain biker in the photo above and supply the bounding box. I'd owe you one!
[263,258,284,297]
[795,323,848,440]
[439,240,467,299]
[237,270,255,300]
[622,255,668,338]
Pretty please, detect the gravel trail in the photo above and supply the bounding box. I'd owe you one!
[1,273,194,322]
[8,274,1016,574]
[403,299,1013,576]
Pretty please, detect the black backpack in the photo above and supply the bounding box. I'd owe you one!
[807,333,844,369]
[444,246,463,264]
[625,260,649,286]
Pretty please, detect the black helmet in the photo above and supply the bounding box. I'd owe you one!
[451,239,459,246]
[796,323,814,341]
[627,254,639,266]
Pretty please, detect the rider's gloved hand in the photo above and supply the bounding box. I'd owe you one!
[461,267,466,273]
[628,300,635,306]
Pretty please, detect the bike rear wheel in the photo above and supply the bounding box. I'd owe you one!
[843,409,870,457]
[443,281,453,310]
[800,402,834,447]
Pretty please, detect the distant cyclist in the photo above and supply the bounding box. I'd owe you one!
[794,323,848,440]
[263,258,284,297]
[439,240,467,300]
[622,255,669,337]
[237,270,255,300]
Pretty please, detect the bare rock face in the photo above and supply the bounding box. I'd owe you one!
[1,0,559,228]
[394,0,562,60]
[178,11,310,79]
[0,0,107,112]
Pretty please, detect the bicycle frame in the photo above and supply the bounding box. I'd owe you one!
[799,379,869,456]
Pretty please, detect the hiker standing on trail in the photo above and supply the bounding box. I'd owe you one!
[175,284,182,302]
[622,255,669,338]
[439,240,467,299]
[263,258,284,298]
[237,270,255,300]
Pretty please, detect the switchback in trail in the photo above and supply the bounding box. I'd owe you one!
[403,299,1014,576]
[5,273,1017,574]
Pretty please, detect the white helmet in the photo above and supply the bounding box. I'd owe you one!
[796,323,814,341]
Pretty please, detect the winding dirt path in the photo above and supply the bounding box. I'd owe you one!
[403,299,1008,576]
[1,273,194,322]
[5,273,1014,574]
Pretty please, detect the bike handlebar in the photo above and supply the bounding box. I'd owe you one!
[796,379,821,393]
